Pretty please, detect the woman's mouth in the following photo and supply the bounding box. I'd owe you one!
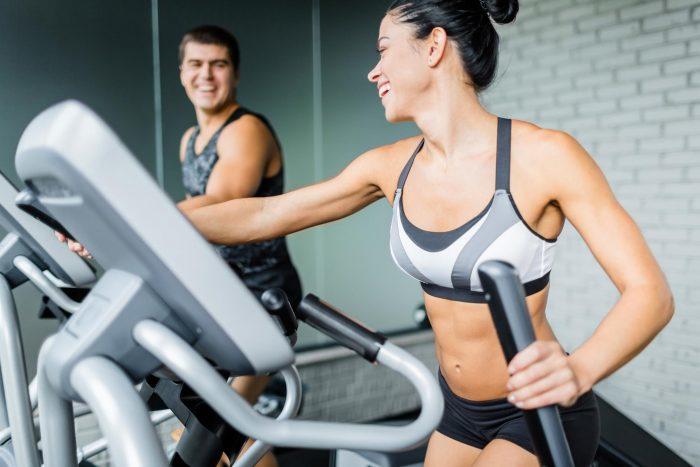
[378,82,391,99]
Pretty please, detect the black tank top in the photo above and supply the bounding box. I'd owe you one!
[181,107,291,275]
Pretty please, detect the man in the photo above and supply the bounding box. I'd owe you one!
[177,25,302,467]
[63,25,301,467]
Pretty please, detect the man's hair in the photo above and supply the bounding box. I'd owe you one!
[178,25,240,72]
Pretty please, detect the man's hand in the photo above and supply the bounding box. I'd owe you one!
[54,231,93,259]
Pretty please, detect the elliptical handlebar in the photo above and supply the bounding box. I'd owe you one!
[232,365,302,467]
[133,319,444,452]
[297,294,387,363]
[477,260,575,467]
[15,188,76,242]
[12,255,82,314]
[260,288,298,345]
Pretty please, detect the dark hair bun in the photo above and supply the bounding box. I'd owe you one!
[483,0,519,24]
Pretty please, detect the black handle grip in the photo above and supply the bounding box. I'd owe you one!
[478,260,575,467]
[15,188,76,241]
[260,288,298,338]
[297,294,386,363]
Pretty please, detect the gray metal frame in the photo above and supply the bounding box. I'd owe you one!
[233,365,302,467]
[0,169,95,467]
[37,336,77,467]
[76,410,175,463]
[133,320,443,452]
[70,357,168,467]
[0,275,39,467]
[13,256,81,313]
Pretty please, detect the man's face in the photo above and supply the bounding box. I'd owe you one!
[180,42,238,112]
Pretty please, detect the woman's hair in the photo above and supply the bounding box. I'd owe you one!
[387,0,519,92]
[178,25,241,73]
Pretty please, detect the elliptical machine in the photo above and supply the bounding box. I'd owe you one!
[15,100,445,467]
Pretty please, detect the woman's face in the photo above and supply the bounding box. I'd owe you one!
[368,14,431,123]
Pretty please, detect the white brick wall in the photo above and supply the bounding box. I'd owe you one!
[483,0,700,464]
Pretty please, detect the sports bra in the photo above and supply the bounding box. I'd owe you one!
[389,118,557,303]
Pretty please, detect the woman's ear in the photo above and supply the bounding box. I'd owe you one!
[427,27,448,67]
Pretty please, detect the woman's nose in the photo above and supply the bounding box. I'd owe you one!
[367,61,381,83]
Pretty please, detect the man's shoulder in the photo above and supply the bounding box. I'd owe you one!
[179,126,197,162]
[218,112,273,145]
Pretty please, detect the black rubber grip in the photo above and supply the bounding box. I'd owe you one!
[15,188,76,241]
[260,288,298,337]
[297,294,387,363]
[478,260,575,467]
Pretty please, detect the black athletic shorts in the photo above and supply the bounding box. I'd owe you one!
[437,371,600,466]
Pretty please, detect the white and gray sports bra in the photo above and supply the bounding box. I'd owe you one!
[389,118,557,303]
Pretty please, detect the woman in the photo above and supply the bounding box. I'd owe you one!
[187,2,673,464]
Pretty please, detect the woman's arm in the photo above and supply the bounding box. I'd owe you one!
[507,131,673,409]
[182,145,390,244]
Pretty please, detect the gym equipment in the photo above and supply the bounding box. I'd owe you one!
[15,100,443,466]
[11,128,301,467]
[0,169,184,466]
[9,150,297,467]
[478,260,574,467]
[0,170,95,467]
[139,288,301,467]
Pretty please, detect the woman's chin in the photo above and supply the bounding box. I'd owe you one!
[384,110,409,124]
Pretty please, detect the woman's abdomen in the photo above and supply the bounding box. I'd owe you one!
[426,288,554,400]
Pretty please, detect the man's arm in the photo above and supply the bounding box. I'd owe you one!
[177,115,272,210]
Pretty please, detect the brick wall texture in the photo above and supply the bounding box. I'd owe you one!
[482,0,700,464]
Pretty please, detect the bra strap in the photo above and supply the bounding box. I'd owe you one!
[396,139,425,191]
[495,117,512,192]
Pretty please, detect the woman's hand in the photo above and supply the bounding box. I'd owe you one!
[505,340,584,409]
[54,231,93,259]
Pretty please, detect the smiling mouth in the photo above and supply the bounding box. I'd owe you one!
[378,83,391,99]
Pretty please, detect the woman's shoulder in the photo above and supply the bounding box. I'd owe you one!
[351,136,423,199]
[361,135,423,169]
[512,120,589,170]
[511,120,600,201]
